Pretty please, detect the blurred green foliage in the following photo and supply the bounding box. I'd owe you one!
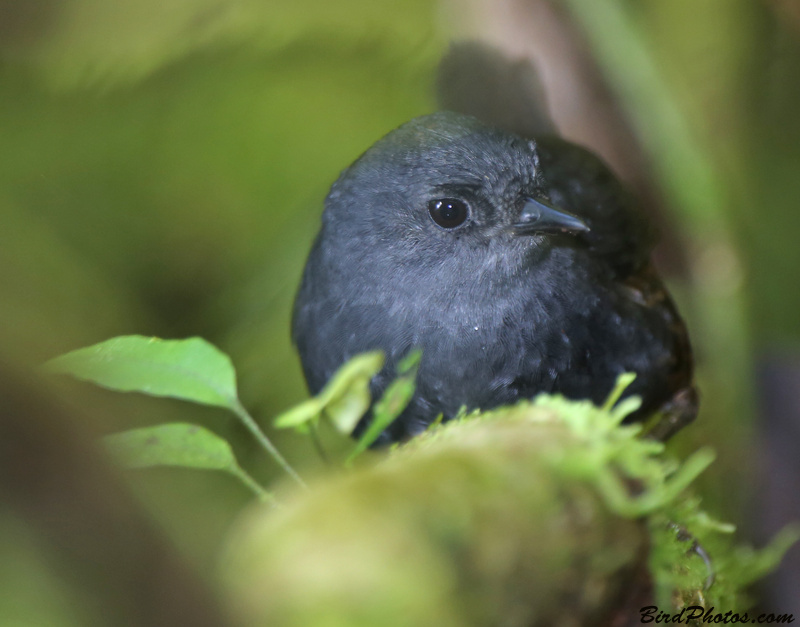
[3,0,800,623]
[618,0,800,345]
[562,0,800,525]
[0,0,444,621]
[0,0,443,481]
[0,0,443,369]
[222,392,796,625]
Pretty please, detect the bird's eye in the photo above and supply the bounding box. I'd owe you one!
[428,198,469,229]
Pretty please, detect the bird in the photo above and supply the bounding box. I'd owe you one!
[292,111,697,445]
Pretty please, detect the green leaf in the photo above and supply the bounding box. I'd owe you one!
[45,335,304,489]
[273,398,325,430]
[44,335,238,410]
[601,372,637,412]
[347,350,421,463]
[104,422,270,500]
[396,348,423,375]
[105,422,238,470]
[274,351,384,434]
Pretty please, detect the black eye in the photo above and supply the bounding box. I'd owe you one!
[428,198,469,229]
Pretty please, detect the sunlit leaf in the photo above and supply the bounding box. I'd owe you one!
[324,383,373,435]
[44,335,238,410]
[274,351,384,434]
[273,398,324,429]
[601,371,636,412]
[45,335,303,488]
[396,348,423,375]
[347,350,421,462]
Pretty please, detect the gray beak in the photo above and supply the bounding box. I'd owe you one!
[513,197,589,235]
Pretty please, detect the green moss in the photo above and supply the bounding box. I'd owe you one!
[398,374,797,612]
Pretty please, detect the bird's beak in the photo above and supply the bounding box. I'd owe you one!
[513,197,589,235]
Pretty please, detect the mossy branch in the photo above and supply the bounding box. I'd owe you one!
[222,397,796,627]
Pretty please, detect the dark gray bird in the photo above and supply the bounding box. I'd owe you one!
[293,112,697,445]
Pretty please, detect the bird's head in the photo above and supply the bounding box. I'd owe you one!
[320,112,593,282]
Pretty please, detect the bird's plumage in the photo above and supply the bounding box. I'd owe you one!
[293,112,696,444]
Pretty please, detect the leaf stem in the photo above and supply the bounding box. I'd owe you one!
[232,401,308,489]
[233,467,277,505]
[308,422,331,465]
